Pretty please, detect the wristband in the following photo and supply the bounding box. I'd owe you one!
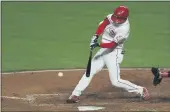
[94,34,99,38]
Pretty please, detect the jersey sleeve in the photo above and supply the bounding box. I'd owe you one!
[95,18,110,36]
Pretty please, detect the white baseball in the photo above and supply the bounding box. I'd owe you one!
[58,72,63,77]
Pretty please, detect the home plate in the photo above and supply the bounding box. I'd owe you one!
[78,106,105,111]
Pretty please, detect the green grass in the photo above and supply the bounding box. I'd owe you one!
[2,1,170,72]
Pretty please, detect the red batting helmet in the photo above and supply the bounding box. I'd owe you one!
[111,5,129,24]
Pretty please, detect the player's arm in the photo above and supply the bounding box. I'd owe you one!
[90,18,110,49]
[95,18,110,37]
[100,41,118,48]
[99,35,126,48]
[100,29,129,48]
[161,71,170,77]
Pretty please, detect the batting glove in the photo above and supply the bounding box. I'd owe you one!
[90,35,100,50]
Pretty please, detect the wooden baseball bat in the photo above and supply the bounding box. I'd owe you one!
[85,49,93,77]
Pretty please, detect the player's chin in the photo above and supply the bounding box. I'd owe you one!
[113,19,126,24]
[115,21,124,24]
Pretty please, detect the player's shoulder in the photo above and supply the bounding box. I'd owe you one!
[106,14,113,19]
[121,19,130,30]
[118,19,130,34]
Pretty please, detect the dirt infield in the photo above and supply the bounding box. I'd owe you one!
[1,69,170,111]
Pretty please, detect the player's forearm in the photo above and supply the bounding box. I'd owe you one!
[100,41,118,48]
[160,71,170,77]
[95,18,109,36]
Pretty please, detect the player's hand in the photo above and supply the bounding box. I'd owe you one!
[90,42,99,50]
[90,35,99,50]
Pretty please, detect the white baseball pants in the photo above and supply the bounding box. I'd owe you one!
[72,48,143,96]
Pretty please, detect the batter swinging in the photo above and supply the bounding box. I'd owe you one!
[67,5,150,103]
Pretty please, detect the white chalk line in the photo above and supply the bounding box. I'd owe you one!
[36,104,56,107]
[1,93,67,107]
[1,96,28,101]
[3,67,170,75]
[1,95,36,105]
[0,94,121,108]
[1,94,55,107]
[1,92,169,110]
[1,91,167,101]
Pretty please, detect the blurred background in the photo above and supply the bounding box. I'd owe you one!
[2,1,170,72]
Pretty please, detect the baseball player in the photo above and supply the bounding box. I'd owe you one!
[67,5,150,103]
[151,67,170,86]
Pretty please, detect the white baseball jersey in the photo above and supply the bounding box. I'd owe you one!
[101,14,130,49]
[71,14,144,98]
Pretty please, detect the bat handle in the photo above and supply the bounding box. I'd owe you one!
[90,47,93,51]
[90,49,93,55]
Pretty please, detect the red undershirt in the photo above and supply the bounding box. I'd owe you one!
[95,18,117,48]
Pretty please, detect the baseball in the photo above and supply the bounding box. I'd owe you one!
[58,72,63,77]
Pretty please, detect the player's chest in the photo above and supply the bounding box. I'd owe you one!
[104,24,119,37]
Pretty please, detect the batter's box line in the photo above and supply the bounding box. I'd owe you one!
[1,94,107,109]
[1,95,57,107]
[1,93,68,102]
[2,91,168,101]
[2,92,170,109]
[1,95,35,103]
[1,93,69,106]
